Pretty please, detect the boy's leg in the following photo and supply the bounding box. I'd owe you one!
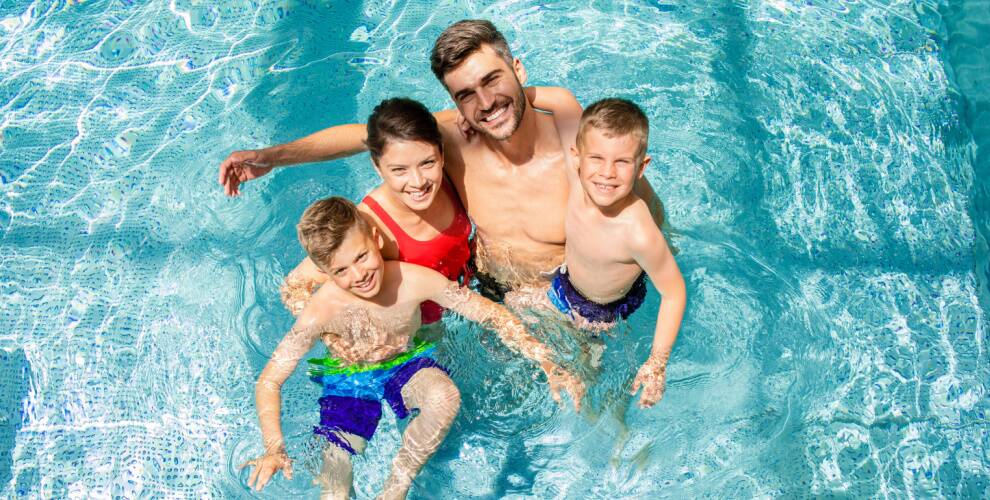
[380,367,461,499]
[317,431,366,500]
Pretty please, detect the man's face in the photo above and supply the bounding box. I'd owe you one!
[443,44,527,141]
[324,226,386,299]
[573,128,649,209]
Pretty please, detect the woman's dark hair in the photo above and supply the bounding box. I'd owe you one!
[365,98,443,164]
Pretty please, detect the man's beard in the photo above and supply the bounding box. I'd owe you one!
[473,83,527,141]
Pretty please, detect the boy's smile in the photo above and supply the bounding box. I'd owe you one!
[573,128,649,210]
[326,226,386,298]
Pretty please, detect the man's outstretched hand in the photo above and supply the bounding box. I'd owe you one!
[218,149,274,196]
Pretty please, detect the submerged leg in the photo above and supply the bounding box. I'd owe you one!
[316,432,366,500]
[379,368,461,500]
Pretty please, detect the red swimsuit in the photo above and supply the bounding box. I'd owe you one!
[362,180,472,324]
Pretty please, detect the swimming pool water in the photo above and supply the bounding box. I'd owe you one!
[1,0,987,498]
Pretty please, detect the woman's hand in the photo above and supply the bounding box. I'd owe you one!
[218,149,274,196]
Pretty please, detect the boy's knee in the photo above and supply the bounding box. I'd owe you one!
[419,374,461,418]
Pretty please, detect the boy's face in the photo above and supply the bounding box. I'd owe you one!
[572,127,649,209]
[443,44,527,141]
[324,226,385,299]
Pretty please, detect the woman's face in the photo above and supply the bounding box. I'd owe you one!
[374,139,444,212]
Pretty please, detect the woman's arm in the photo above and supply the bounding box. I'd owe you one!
[218,124,368,196]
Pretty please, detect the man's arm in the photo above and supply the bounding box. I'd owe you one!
[628,213,686,408]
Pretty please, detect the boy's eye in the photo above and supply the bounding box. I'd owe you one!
[334,268,346,277]
[391,168,406,175]
[358,252,368,261]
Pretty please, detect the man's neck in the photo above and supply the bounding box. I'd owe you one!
[483,104,540,165]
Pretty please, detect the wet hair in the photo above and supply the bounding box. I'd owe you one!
[430,19,514,83]
[576,98,650,161]
[296,196,371,270]
[365,97,443,165]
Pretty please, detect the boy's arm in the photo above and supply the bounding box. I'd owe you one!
[242,311,325,490]
[524,86,583,151]
[628,215,686,408]
[415,269,585,410]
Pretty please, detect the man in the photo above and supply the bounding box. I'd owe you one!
[218,20,662,299]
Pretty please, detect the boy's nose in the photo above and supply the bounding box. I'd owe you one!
[602,162,618,177]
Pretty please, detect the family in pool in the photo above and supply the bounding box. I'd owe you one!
[221,20,687,499]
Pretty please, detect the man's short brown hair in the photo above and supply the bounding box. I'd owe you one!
[431,19,514,82]
[576,98,650,161]
[296,197,370,270]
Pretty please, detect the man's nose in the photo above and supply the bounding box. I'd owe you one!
[477,88,495,111]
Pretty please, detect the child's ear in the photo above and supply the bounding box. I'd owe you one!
[513,58,527,85]
[637,155,652,179]
[371,226,385,250]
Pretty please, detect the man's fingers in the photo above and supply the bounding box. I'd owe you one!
[630,375,642,395]
[284,460,293,480]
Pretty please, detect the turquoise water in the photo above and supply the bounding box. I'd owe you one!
[1,0,987,497]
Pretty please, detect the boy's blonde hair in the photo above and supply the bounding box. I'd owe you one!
[576,98,649,161]
[297,197,371,270]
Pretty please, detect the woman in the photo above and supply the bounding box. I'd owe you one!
[265,98,472,324]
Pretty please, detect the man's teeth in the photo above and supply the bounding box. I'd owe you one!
[482,105,507,123]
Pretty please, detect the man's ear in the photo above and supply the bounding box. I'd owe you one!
[513,58,527,85]
[637,155,652,179]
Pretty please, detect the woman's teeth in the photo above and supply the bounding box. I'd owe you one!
[407,185,431,201]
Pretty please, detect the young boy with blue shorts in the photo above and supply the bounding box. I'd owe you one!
[515,92,687,408]
[240,197,583,499]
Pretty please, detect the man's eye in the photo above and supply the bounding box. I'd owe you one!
[485,77,499,87]
[460,93,474,103]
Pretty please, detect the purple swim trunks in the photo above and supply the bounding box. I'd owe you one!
[547,265,647,324]
[309,346,448,455]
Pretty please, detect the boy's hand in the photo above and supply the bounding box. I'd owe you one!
[630,354,668,408]
[541,361,585,411]
[240,450,293,491]
[218,149,274,197]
